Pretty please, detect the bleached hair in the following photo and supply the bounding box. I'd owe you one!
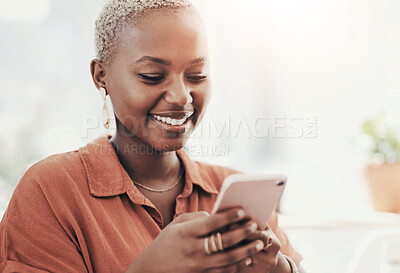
[95,0,193,63]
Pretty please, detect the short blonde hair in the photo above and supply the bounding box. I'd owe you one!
[95,0,193,63]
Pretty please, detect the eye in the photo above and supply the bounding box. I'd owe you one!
[137,73,166,84]
[186,74,208,83]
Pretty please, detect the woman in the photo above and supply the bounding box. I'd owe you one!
[0,0,304,272]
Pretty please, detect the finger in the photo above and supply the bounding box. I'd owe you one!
[245,230,272,248]
[220,257,252,272]
[261,230,281,254]
[188,208,247,236]
[218,222,258,250]
[206,263,239,273]
[229,224,240,230]
[208,239,264,268]
[173,211,210,224]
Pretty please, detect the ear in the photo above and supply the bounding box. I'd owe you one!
[90,59,107,91]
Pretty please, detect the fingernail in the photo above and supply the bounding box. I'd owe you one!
[256,241,264,251]
[245,257,252,266]
[249,223,257,232]
[237,209,245,218]
[261,230,269,236]
[201,211,210,216]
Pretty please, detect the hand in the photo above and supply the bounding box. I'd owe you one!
[235,226,290,273]
[126,208,265,273]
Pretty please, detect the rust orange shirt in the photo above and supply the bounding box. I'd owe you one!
[0,135,302,272]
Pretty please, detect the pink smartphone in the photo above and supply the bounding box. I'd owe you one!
[211,173,287,228]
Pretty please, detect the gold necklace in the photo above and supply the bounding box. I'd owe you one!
[133,171,184,193]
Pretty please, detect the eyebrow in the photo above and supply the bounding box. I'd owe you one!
[134,56,207,66]
[189,57,207,65]
[135,56,171,65]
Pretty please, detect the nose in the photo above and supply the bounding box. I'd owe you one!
[163,77,193,106]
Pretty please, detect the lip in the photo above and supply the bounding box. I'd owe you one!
[148,113,194,135]
[149,110,194,120]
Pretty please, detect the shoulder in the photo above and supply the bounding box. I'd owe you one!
[0,152,91,272]
[19,150,85,188]
[10,150,88,208]
[3,149,91,236]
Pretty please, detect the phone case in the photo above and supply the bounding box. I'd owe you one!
[211,173,287,228]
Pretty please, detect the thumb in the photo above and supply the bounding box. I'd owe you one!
[173,211,210,224]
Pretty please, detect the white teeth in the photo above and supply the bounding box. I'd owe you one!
[151,114,189,126]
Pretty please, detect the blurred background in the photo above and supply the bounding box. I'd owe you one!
[1,0,400,272]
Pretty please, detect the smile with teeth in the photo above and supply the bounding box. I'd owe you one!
[151,114,191,126]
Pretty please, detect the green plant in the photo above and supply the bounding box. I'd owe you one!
[362,113,400,163]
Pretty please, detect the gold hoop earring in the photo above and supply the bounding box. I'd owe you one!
[99,87,110,129]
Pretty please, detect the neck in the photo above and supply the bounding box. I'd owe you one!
[110,132,181,187]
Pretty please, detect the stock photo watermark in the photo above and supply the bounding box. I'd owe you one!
[82,114,318,139]
[81,114,317,157]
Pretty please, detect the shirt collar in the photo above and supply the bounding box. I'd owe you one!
[176,149,219,195]
[79,135,218,198]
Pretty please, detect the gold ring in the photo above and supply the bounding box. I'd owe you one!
[216,232,224,251]
[210,234,218,253]
[204,237,212,255]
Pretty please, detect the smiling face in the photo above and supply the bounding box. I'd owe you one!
[100,8,211,152]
